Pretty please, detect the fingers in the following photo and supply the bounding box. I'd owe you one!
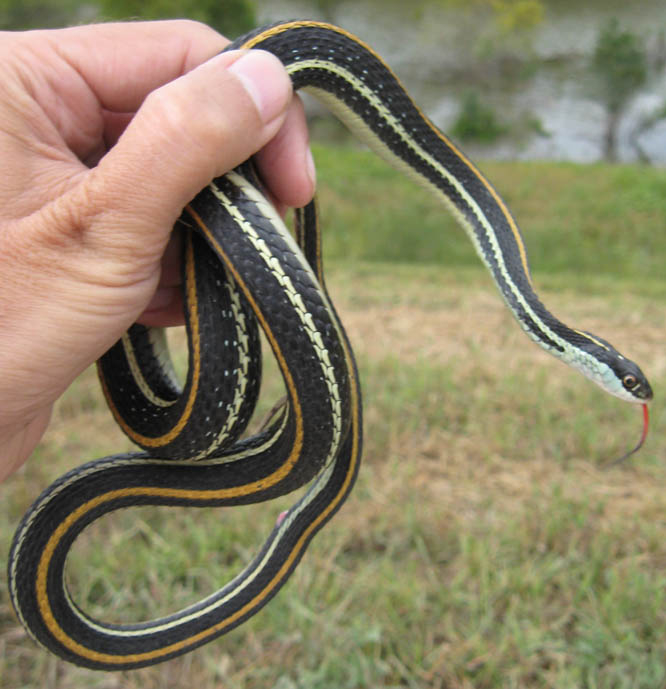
[136,94,315,328]
[0,24,317,479]
[47,20,229,113]
[139,231,185,327]
[4,47,298,365]
[78,49,294,268]
[98,92,315,212]
[255,96,316,209]
[137,94,316,328]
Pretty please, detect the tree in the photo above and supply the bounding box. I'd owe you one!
[629,100,666,165]
[452,91,506,143]
[592,18,648,161]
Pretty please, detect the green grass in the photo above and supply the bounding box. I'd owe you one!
[1,152,665,688]
[312,143,666,285]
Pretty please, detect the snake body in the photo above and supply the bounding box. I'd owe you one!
[8,21,651,670]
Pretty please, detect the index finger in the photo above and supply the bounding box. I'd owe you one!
[46,20,229,112]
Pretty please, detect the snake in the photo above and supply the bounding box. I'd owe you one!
[7,21,653,671]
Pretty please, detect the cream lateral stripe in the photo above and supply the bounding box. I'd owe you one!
[9,23,649,671]
[61,453,339,640]
[296,62,605,372]
[8,407,291,627]
[224,171,350,362]
[193,280,252,459]
[37,228,349,644]
[57,363,332,640]
[250,21,531,281]
[103,236,203,447]
[30,176,346,643]
[121,333,176,408]
[209,175,344,462]
[147,328,181,392]
[58,294,354,642]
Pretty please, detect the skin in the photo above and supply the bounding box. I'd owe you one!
[0,20,316,482]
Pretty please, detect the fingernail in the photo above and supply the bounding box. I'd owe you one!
[228,50,291,124]
[305,146,316,190]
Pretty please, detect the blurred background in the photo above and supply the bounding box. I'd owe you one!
[1,3,665,688]
[2,0,666,165]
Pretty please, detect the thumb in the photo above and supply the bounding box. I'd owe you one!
[79,48,293,264]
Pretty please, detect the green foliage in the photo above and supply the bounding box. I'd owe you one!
[593,17,647,116]
[441,0,544,30]
[0,0,83,29]
[491,0,544,33]
[451,91,507,143]
[97,0,256,37]
[0,0,256,36]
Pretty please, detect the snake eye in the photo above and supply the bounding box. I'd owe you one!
[623,374,637,389]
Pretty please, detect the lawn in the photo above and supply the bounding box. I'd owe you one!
[1,148,664,688]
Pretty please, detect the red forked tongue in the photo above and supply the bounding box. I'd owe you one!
[607,403,650,467]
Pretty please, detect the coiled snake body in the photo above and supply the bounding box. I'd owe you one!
[8,21,652,670]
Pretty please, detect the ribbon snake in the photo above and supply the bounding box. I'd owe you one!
[8,20,653,670]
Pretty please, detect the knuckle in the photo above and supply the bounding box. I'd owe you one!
[141,74,247,166]
[142,84,190,134]
[142,81,224,147]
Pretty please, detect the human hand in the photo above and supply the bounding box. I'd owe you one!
[0,20,315,481]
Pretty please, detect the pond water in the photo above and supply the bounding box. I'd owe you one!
[255,0,666,165]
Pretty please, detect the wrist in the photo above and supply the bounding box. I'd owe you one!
[0,409,52,483]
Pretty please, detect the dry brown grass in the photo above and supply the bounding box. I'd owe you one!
[1,263,664,688]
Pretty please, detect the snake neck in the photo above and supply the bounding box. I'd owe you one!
[233,21,651,404]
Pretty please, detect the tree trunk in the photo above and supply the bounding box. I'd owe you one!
[603,109,621,162]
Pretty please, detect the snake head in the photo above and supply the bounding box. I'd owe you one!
[612,358,653,402]
[571,330,653,404]
[595,342,652,403]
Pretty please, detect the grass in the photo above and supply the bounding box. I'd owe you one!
[312,144,666,285]
[1,149,665,688]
